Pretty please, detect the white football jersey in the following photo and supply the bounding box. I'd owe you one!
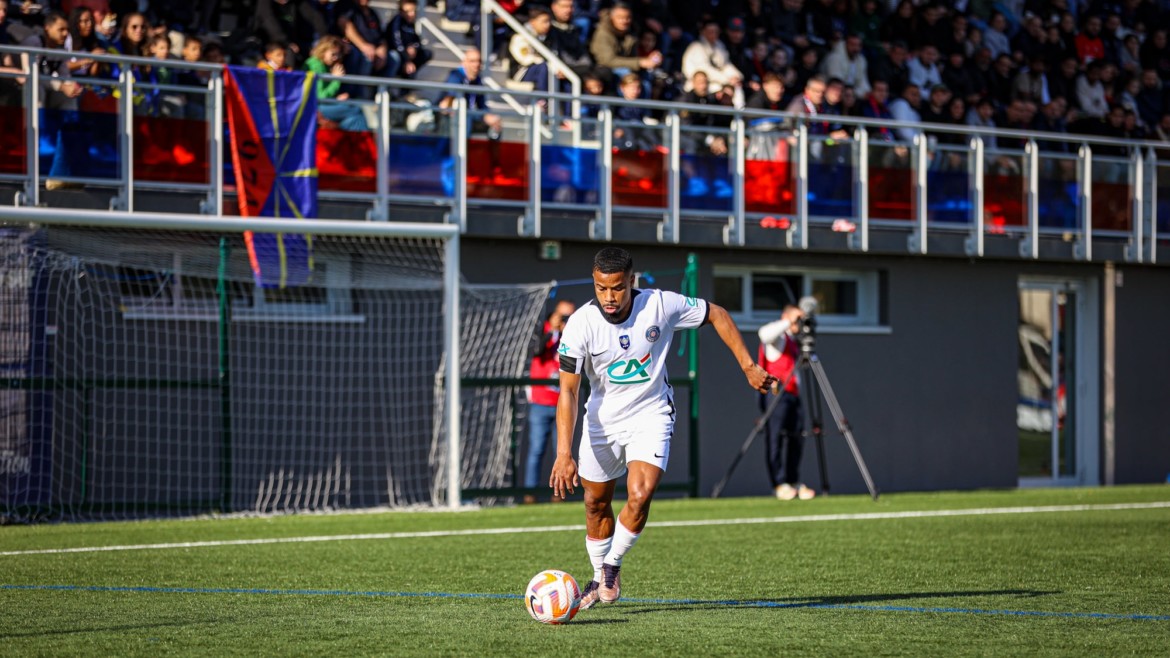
[558,289,709,435]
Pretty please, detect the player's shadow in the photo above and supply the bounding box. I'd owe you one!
[622,589,1059,616]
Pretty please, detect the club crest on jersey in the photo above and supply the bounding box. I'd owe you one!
[645,325,661,342]
[619,335,630,350]
[607,353,652,385]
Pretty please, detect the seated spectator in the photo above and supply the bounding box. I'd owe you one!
[743,40,772,91]
[887,82,922,142]
[988,53,1017,107]
[849,0,882,57]
[1140,29,1170,81]
[339,0,387,98]
[872,41,911,98]
[1152,113,1170,142]
[258,42,292,72]
[1011,55,1050,104]
[255,0,328,63]
[1048,56,1078,107]
[437,48,503,138]
[549,0,593,79]
[881,0,915,50]
[509,6,553,94]
[860,80,894,138]
[907,45,942,91]
[965,95,997,149]
[1118,34,1141,76]
[682,20,744,107]
[66,7,102,77]
[1076,61,1109,118]
[919,83,951,126]
[983,12,1010,60]
[995,98,1036,152]
[723,16,750,78]
[681,70,733,155]
[612,72,656,150]
[791,47,822,97]
[745,71,785,114]
[386,0,431,80]
[304,35,368,132]
[936,96,968,149]
[1135,69,1165,130]
[774,0,815,53]
[1033,96,1070,152]
[590,3,661,91]
[821,34,869,97]
[1075,14,1105,66]
[1012,15,1047,65]
[942,50,979,104]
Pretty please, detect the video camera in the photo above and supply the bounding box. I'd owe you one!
[796,296,818,348]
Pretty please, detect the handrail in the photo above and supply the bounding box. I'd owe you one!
[477,0,581,119]
[416,15,529,117]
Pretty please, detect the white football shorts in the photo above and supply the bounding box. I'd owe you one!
[577,425,672,483]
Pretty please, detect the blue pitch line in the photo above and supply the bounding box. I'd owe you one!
[2,584,1167,622]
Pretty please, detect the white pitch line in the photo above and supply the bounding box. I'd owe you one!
[2,501,1168,558]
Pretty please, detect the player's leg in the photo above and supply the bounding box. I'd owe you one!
[597,433,668,603]
[576,433,625,610]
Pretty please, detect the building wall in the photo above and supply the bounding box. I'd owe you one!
[462,237,1170,496]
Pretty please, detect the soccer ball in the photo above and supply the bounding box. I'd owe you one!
[524,570,581,624]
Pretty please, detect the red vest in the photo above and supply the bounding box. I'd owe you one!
[759,334,799,395]
[529,321,561,407]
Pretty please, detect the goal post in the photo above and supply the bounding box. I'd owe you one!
[0,206,546,521]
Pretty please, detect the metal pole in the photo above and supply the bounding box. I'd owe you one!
[794,121,809,249]
[909,132,927,254]
[1149,148,1159,264]
[1022,139,1039,259]
[453,96,468,232]
[852,126,869,252]
[593,106,613,241]
[663,111,680,243]
[525,103,541,236]
[966,134,985,257]
[117,69,134,212]
[1128,147,1143,262]
[370,85,391,221]
[729,117,745,246]
[24,56,40,207]
[685,254,700,498]
[206,71,224,215]
[217,237,232,512]
[444,233,462,509]
[1103,261,1115,485]
[1077,144,1093,261]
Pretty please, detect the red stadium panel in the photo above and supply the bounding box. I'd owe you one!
[869,167,914,220]
[316,127,377,193]
[0,104,25,176]
[134,115,210,185]
[467,138,528,201]
[985,173,1024,230]
[744,158,794,215]
[1092,181,1132,232]
[612,148,666,208]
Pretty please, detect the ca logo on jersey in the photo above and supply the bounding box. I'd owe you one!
[607,353,652,385]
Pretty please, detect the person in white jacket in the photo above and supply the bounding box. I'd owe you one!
[681,20,745,108]
[821,35,870,98]
[509,6,554,93]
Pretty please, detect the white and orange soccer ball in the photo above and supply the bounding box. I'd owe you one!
[524,570,581,624]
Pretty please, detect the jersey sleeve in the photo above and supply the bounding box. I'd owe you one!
[663,290,710,330]
[557,312,587,375]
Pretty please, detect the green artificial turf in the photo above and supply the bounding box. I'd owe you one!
[2,486,1169,656]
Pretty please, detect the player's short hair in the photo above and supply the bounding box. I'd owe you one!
[593,247,633,276]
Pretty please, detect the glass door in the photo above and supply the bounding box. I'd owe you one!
[1018,280,1094,485]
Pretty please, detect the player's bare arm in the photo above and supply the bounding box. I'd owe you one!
[549,369,582,499]
[706,302,777,394]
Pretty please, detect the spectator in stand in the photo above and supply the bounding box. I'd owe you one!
[386,0,431,81]
[1012,55,1050,104]
[1076,60,1109,118]
[1135,69,1166,130]
[772,0,814,53]
[1118,34,1141,76]
[549,0,593,79]
[983,12,1011,60]
[723,17,751,77]
[907,44,942,91]
[682,20,744,107]
[995,98,1036,152]
[1075,14,1105,66]
[746,70,785,113]
[509,5,553,94]
[1045,23,1075,62]
[523,299,577,504]
[255,0,328,64]
[1100,14,1126,67]
[681,70,734,155]
[142,33,181,117]
[108,12,147,58]
[918,83,951,125]
[66,7,102,77]
[743,0,774,48]
[850,0,882,58]
[1048,55,1078,106]
[21,11,85,190]
[821,34,870,97]
[590,4,661,91]
[912,3,948,51]
[1153,113,1170,142]
[1012,15,1048,65]
[988,53,1017,107]
[966,95,997,148]
[1033,96,1070,152]
[881,0,915,50]
[438,48,503,137]
[181,35,203,65]
[0,0,20,107]
[613,72,656,150]
[872,40,910,97]
[887,82,922,142]
[791,46,821,95]
[942,50,979,104]
[1140,29,1170,81]
[743,40,772,91]
[338,0,387,98]
[860,79,895,140]
[939,13,968,59]
[304,35,368,132]
[631,0,680,73]
[257,41,292,71]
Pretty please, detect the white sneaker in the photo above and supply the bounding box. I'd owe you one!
[775,483,797,501]
[797,484,816,500]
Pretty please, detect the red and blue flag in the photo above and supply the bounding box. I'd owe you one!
[224,66,318,288]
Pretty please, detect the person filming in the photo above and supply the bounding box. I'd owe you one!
[757,305,816,501]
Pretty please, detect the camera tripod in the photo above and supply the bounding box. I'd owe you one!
[712,330,879,501]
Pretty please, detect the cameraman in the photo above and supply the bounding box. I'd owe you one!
[523,299,576,503]
[757,305,816,501]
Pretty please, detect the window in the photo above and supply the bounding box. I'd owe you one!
[713,266,883,330]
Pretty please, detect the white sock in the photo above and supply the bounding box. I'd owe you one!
[586,535,612,583]
[602,520,640,567]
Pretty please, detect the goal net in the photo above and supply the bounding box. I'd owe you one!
[0,211,550,522]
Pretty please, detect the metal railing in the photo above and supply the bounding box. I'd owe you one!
[2,44,1167,263]
[478,0,581,119]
